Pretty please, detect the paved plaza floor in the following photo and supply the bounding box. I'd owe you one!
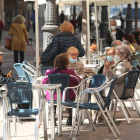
[0,30,140,140]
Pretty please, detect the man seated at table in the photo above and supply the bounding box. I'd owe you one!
[0,51,15,84]
[42,53,81,125]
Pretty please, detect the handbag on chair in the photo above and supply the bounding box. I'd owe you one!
[5,35,11,50]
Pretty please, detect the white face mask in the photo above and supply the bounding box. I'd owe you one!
[114,55,121,63]
[111,26,116,30]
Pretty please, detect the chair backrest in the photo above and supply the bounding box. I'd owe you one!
[103,78,118,109]
[121,70,140,98]
[88,74,107,102]
[21,64,36,83]
[7,82,32,113]
[48,73,79,101]
[90,74,107,88]
[23,61,36,71]
[14,63,27,82]
[41,66,54,76]
[48,73,70,100]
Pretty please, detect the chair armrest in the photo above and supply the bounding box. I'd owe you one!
[34,76,48,84]
[62,76,93,102]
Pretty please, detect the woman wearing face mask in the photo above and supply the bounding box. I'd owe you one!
[104,45,133,98]
[66,46,85,75]
[98,47,116,74]
[106,20,124,47]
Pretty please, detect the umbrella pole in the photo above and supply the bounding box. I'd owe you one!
[35,0,39,77]
[108,1,111,31]
[95,1,99,55]
[86,0,90,64]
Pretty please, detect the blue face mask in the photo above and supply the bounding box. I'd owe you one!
[107,56,114,62]
[69,57,77,63]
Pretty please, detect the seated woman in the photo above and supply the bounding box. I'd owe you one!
[98,47,116,74]
[66,46,85,75]
[42,53,81,125]
[103,45,133,98]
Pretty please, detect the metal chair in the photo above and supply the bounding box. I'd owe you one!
[113,70,140,124]
[41,73,80,127]
[63,78,120,139]
[62,74,108,127]
[3,82,43,140]
[41,66,54,76]
[14,63,27,82]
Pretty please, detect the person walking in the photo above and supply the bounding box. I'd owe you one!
[9,14,28,63]
[0,18,5,44]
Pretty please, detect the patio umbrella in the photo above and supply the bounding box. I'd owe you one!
[57,0,134,62]
[24,0,46,77]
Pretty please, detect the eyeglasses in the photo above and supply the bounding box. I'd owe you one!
[69,53,79,57]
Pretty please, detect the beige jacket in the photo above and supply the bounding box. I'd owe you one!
[68,61,85,75]
[106,59,133,98]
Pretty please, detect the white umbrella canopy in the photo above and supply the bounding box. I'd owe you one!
[24,0,46,5]
[56,0,134,5]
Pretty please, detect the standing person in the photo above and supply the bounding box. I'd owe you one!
[77,12,82,32]
[106,20,124,47]
[0,18,5,44]
[9,14,28,63]
[119,12,124,29]
[41,21,85,66]
[31,10,35,33]
[60,11,65,24]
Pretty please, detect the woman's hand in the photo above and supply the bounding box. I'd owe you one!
[39,57,42,63]
[104,61,111,70]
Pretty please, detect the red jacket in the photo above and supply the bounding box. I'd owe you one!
[0,21,4,30]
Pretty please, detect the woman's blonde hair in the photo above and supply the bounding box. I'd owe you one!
[66,46,79,55]
[60,21,74,34]
[13,14,25,24]
[107,47,116,55]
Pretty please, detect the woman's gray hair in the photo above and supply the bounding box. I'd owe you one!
[116,45,131,58]
[12,14,25,24]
